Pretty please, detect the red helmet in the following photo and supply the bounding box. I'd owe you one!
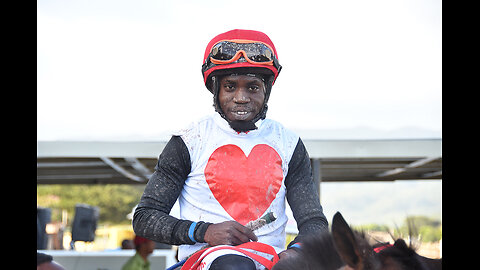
[201,29,282,93]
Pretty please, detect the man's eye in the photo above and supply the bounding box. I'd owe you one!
[223,84,235,91]
[249,85,259,92]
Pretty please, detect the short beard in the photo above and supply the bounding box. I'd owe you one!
[228,120,258,133]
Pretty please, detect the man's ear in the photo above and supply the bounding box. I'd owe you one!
[331,212,360,267]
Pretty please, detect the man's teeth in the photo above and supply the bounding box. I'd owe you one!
[235,111,248,115]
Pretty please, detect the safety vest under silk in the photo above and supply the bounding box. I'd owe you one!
[175,113,299,261]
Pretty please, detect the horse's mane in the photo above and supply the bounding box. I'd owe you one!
[356,225,421,253]
[274,229,422,270]
[376,238,428,270]
[273,213,440,270]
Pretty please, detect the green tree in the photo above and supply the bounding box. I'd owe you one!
[37,184,145,225]
[393,215,442,242]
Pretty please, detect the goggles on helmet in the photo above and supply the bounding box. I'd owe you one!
[206,39,281,70]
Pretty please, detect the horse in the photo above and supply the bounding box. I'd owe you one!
[272,212,442,270]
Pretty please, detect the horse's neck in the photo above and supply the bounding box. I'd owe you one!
[417,255,442,270]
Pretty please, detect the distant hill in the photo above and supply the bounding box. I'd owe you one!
[285,179,441,233]
[320,180,441,226]
[293,126,441,140]
[40,125,441,142]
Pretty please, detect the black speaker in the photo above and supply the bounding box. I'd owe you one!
[71,204,99,242]
[37,207,51,249]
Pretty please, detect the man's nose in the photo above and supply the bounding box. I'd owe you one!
[233,88,250,103]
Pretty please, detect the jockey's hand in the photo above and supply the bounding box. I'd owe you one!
[204,221,258,246]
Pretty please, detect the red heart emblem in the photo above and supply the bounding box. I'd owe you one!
[204,144,283,225]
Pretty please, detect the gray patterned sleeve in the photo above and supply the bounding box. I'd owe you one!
[132,136,211,245]
[285,138,329,247]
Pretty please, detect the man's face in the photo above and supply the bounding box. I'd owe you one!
[143,240,155,254]
[218,74,266,122]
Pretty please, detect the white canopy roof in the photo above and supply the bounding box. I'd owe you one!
[37,139,442,185]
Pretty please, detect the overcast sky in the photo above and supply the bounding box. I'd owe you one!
[37,0,441,141]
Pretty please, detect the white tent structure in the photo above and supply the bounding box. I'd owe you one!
[37,139,442,188]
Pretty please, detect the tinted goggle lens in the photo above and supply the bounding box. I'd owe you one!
[210,41,274,63]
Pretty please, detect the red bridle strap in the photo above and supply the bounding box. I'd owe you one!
[373,243,393,253]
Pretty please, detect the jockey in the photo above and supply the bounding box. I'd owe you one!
[133,29,328,270]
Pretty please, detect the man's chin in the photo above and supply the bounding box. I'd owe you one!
[228,120,258,133]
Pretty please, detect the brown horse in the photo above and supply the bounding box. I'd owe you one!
[272,212,441,270]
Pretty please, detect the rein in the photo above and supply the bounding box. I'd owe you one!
[181,241,279,270]
[373,243,393,253]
